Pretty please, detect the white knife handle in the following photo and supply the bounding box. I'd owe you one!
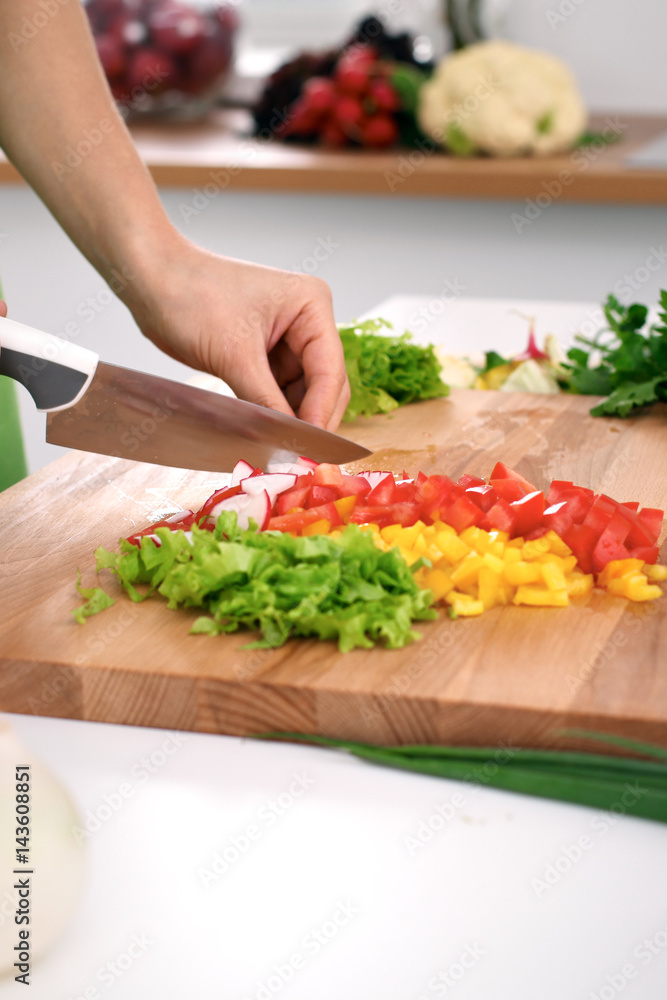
[0,316,98,412]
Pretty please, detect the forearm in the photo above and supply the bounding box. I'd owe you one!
[0,0,179,304]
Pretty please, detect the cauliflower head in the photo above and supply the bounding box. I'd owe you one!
[418,40,587,157]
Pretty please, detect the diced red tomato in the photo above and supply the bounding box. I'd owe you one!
[349,505,397,528]
[338,475,372,498]
[393,481,419,502]
[417,475,457,519]
[312,463,345,489]
[367,473,398,506]
[267,502,341,534]
[483,499,517,535]
[490,478,525,503]
[490,462,538,495]
[620,501,640,512]
[276,485,311,516]
[509,491,545,536]
[307,485,339,507]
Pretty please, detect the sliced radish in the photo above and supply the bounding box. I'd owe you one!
[266,460,297,474]
[236,490,270,530]
[288,463,315,476]
[241,473,297,503]
[209,493,250,518]
[297,456,318,470]
[231,459,255,487]
[163,509,194,524]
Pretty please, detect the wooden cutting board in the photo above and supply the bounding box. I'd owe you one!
[1,390,666,752]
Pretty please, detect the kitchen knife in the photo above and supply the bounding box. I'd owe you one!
[0,316,371,471]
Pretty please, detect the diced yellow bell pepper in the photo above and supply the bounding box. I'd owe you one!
[502,547,521,565]
[598,559,645,587]
[507,537,524,549]
[381,524,403,544]
[451,599,484,617]
[302,519,331,536]
[413,533,428,555]
[566,573,594,597]
[423,569,455,601]
[478,566,501,610]
[504,560,543,585]
[521,537,551,560]
[482,552,504,575]
[451,553,485,585]
[540,561,567,591]
[513,586,569,607]
[436,533,470,564]
[544,530,573,557]
[334,495,357,522]
[645,564,667,582]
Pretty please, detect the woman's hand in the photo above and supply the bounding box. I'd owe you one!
[126,241,350,431]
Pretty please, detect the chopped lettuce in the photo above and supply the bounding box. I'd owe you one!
[339,318,449,421]
[84,512,437,652]
[72,573,115,624]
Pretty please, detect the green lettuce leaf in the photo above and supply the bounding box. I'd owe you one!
[72,572,114,624]
[339,318,449,421]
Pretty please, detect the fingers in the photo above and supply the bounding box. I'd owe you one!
[285,288,350,430]
[224,351,296,419]
[0,300,7,318]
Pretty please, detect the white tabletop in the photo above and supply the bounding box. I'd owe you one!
[2,297,666,999]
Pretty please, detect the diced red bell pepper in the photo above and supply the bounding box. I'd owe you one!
[546,480,574,505]
[637,507,664,543]
[593,529,631,574]
[509,490,545,536]
[482,499,517,535]
[524,525,550,540]
[465,485,497,512]
[615,505,658,548]
[556,488,594,524]
[490,462,538,495]
[457,474,485,488]
[349,505,397,528]
[543,500,575,537]
[583,502,613,536]
[417,475,457,518]
[440,495,484,532]
[393,481,419,502]
[629,545,659,564]
[490,478,526,503]
[562,523,598,574]
[620,501,640,512]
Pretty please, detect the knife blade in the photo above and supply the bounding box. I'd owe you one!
[0,316,371,472]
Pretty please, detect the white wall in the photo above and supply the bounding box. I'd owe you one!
[239,0,667,113]
[1,183,665,473]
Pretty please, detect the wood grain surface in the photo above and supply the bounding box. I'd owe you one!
[1,111,666,203]
[0,390,666,751]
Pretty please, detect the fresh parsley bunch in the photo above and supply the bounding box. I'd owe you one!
[565,291,667,417]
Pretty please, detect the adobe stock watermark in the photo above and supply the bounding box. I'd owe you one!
[71,732,191,844]
[511,116,627,233]
[197,771,315,887]
[586,917,667,1000]
[404,742,521,856]
[531,780,648,897]
[239,900,359,1000]
[415,942,487,998]
[64,933,154,1000]
[546,0,589,30]
[7,0,72,52]
[408,278,468,335]
[51,119,116,182]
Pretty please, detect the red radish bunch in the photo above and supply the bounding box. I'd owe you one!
[283,44,401,148]
[85,0,237,107]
